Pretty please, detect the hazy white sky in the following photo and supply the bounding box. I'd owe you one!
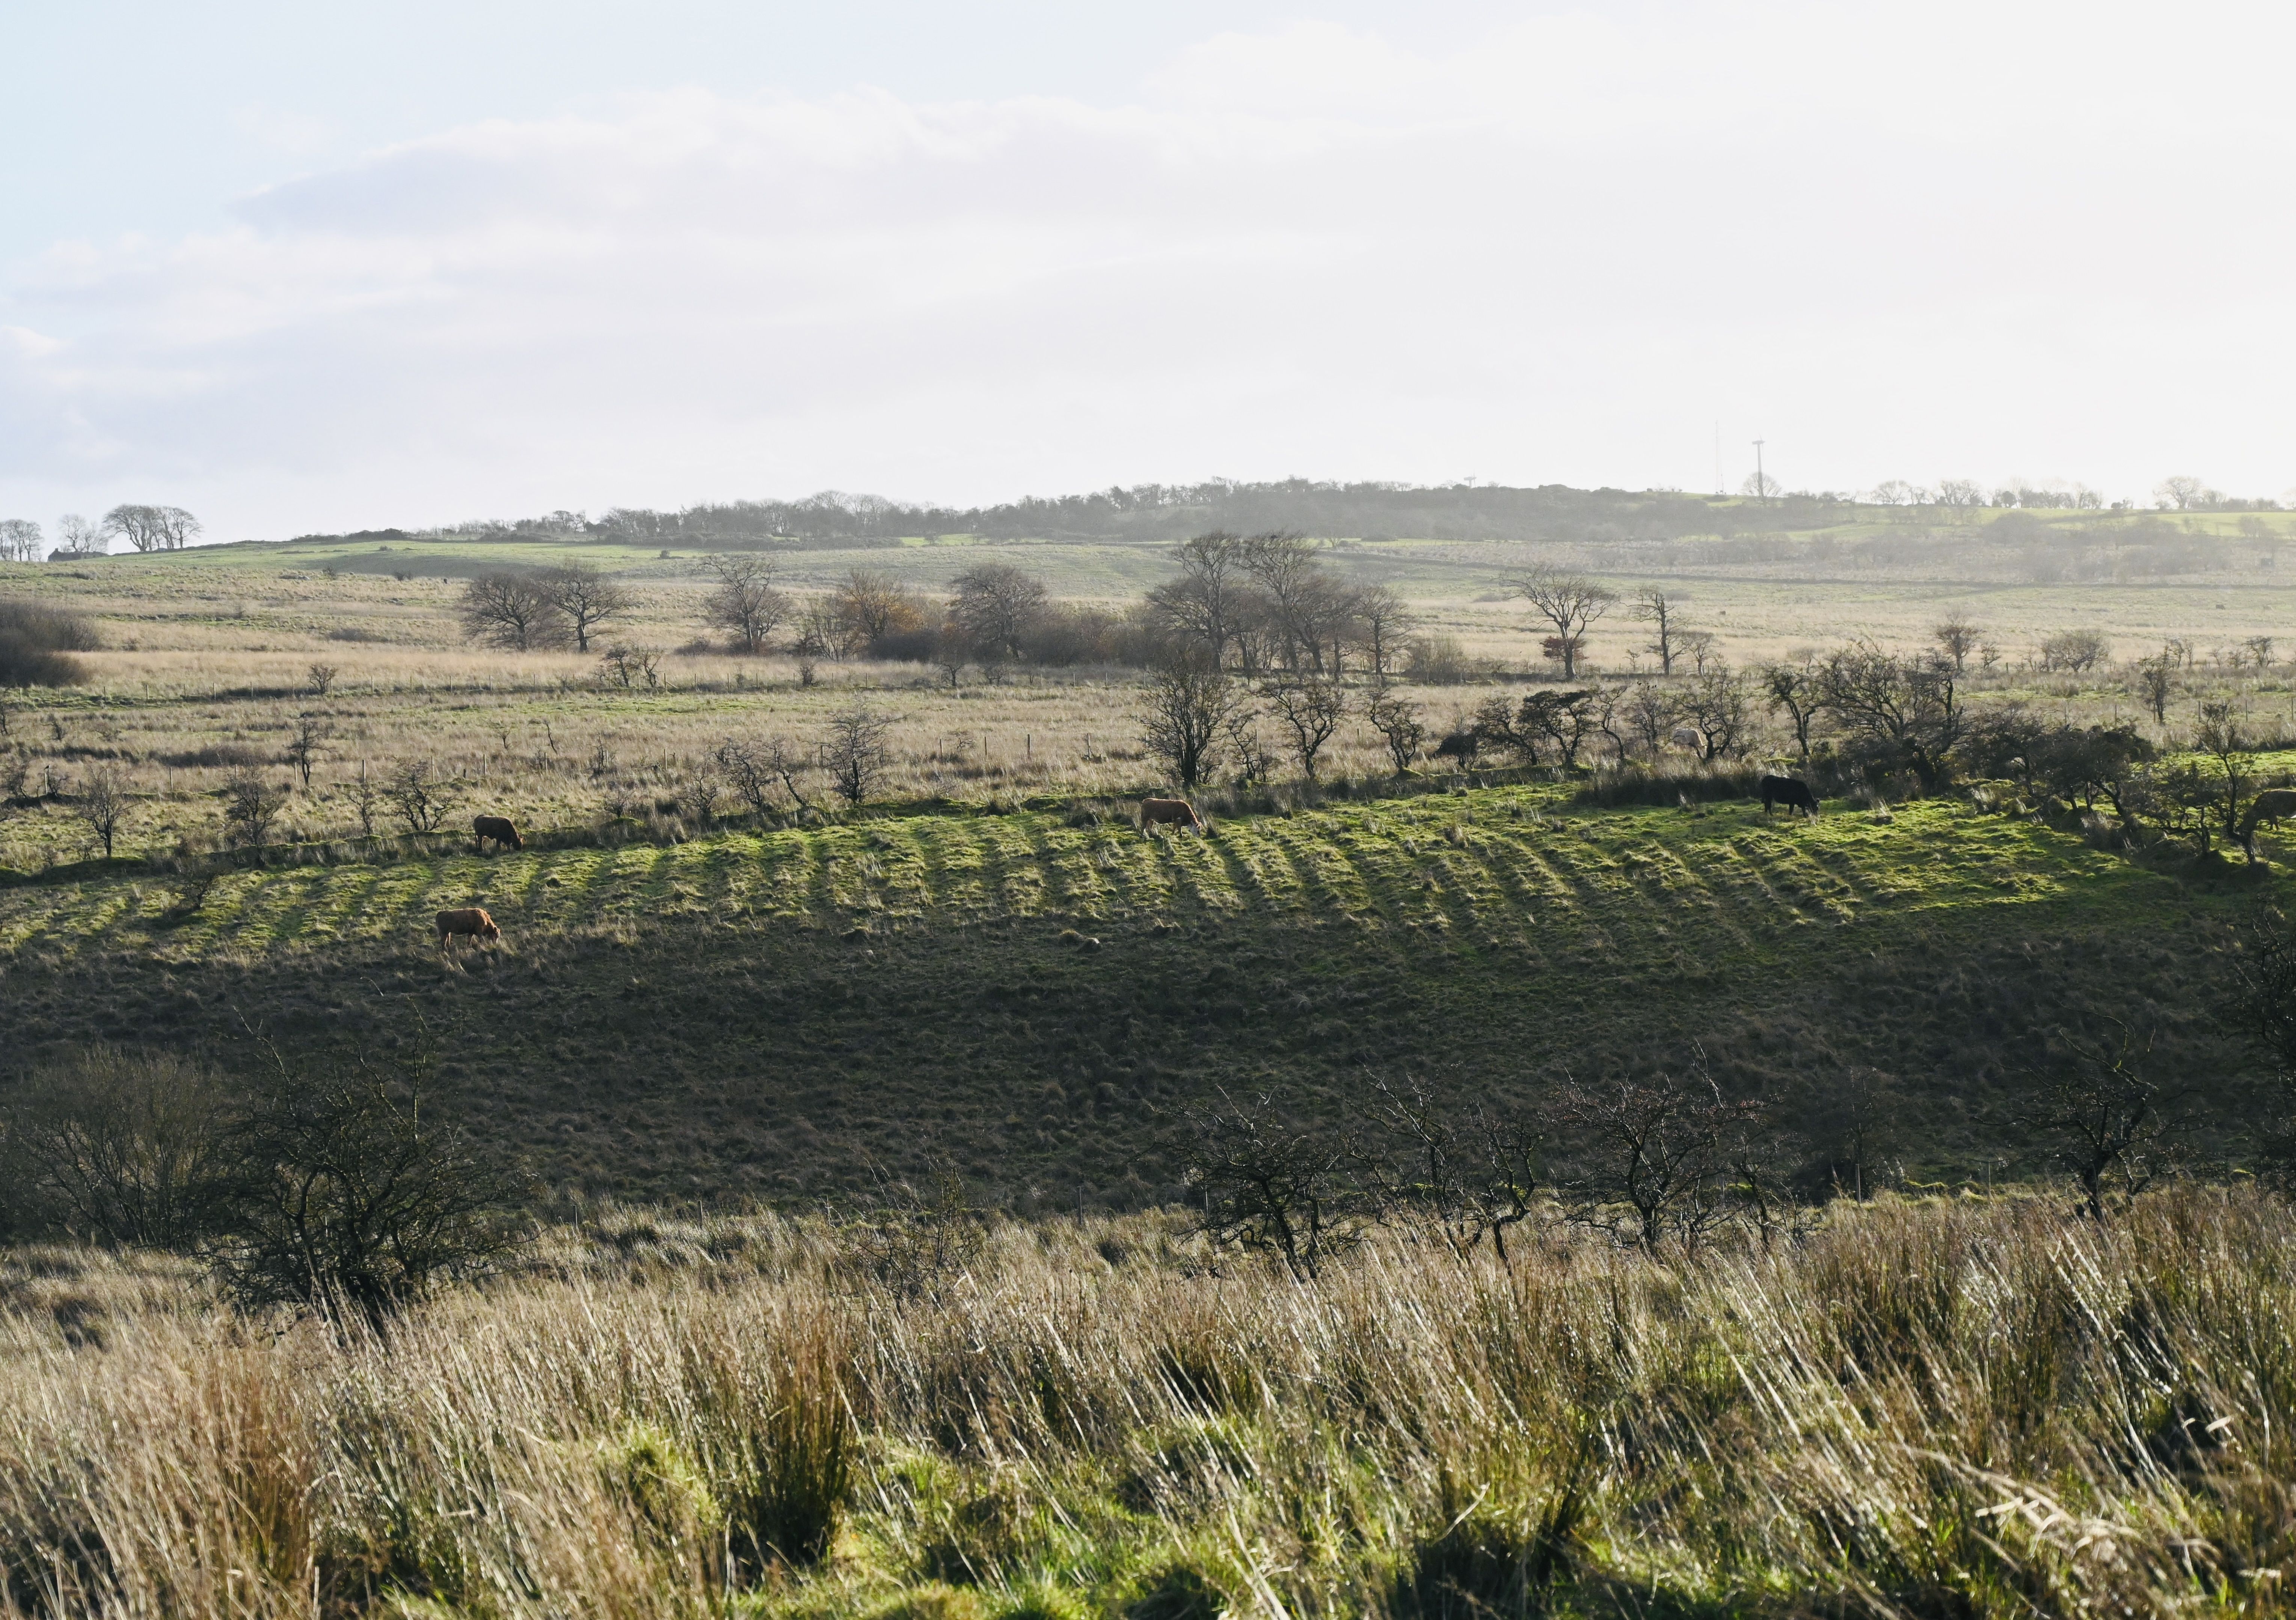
[4,1,2292,540]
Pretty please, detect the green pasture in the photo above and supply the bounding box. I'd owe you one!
[0,789,2177,970]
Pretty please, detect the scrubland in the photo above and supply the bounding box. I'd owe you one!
[11,1192,2296,1618]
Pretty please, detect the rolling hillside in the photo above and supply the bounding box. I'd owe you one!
[3,783,2281,1207]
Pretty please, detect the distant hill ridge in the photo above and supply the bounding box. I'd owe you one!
[296,480,1841,549]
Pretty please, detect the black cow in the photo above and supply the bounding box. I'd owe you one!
[473,814,524,852]
[1759,775,1819,819]
[1433,730,1480,766]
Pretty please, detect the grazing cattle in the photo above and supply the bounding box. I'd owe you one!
[1669,725,1707,754]
[435,907,502,956]
[1139,796,1207,834]
[472,814,524,852]
[2243,787,2296,855]
[1760,775,1820,819]
[1433,730,1480,766]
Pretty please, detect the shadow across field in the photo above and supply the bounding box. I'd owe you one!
[0,788,2278,1205]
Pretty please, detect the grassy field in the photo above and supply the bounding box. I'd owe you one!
[11,1191,2296,1619]
[5,775,2288,1203]
[5,525,2296,1205]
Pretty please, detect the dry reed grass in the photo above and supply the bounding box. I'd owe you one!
[7,1191,2296,1618]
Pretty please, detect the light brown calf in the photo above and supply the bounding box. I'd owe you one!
[1139,796,1207,835]
[436,907,502,957]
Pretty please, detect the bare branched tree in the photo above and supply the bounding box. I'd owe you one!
[1511,566,1615,679]
[950,563,1048,663]
[1759,658,1827,760]
[1351,584,1417,678]
[384,759,455,834]
[1142,650,1244,790]
[282,711,332,788]
[1183,1089,1367,1282]
[1933,617,1982,673]
[2015,1024,2177,1222]
[75,763,131,858]
[222,766,290,847]
[1263,675,1347,780]
[1556,1062,1755,1252]
[2,1048,236,1246]
[701,555,792,655]
[101,504,201,552]
[209,1028,530,1332]
[459,572,566,651]
[715,736,817,815]
[821,708,893,807]
[1633,588,1686,676]
[539,562,633,653]
[1365,680,1426,775]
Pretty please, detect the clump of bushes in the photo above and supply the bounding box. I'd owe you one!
[0,598,97,687]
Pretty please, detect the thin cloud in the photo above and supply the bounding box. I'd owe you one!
[2,9,2292,534]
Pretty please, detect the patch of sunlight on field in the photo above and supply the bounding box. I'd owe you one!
[0,784,2189,967]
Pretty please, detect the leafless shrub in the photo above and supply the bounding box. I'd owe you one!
[221,766,290,848]
[384,759,456,834]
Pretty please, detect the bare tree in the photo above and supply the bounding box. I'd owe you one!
[282,712,332,788]
[1182,1089,1367,1281]
[55,514,105,555]
[1357,1077,1544,1263]
[2153,474,2210,511]
[384,759,455,834]
[931,623,972,689]
[715,736,816,815]
[597,644,661,691]
[701,555,792,654]
[222,767,290,847]
[2132,656,2174,725]
[1145,531,1256,668]
[1350,585,1417,678]
[1556,1062,1754,1252]
[1759,658,1827,759]
[1933,617,1982,673]
[950,563,1048,663]
[306,662,338,698]
[831,569,923,656]
[75,764,131,858]
[459,572,566,651]
[1510,566,1614,679]
[209,1030,529,1332]
[1632,588,1687,676]
[101,504,201,552]
[539,562,632,653]
[1263,675,1347,780]
[0,518,42,562]
[349,760,380,837]
[821,708,892,807]
[1821,641,1964,791]
[1673,670,1751,762]
[2,1048,235,1246]
[1516,689,1601,768]
[2016,1025,2176,1222]
[1365,680,1426,775]
[1142,650,1244,790]
[1622,680,1673,756]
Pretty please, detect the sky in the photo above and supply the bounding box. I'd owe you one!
[3,1,2294,542]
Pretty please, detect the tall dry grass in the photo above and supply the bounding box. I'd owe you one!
[8,1192,2296,1617]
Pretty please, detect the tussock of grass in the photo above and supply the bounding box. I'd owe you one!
[7,1193,2296,1617]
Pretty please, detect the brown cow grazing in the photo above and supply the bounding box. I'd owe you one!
[2242,787,2296,858]
[1759,775,1820,819]
[473,814,523,852]
[436,907,502,957]
[1139,796,1208,835]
